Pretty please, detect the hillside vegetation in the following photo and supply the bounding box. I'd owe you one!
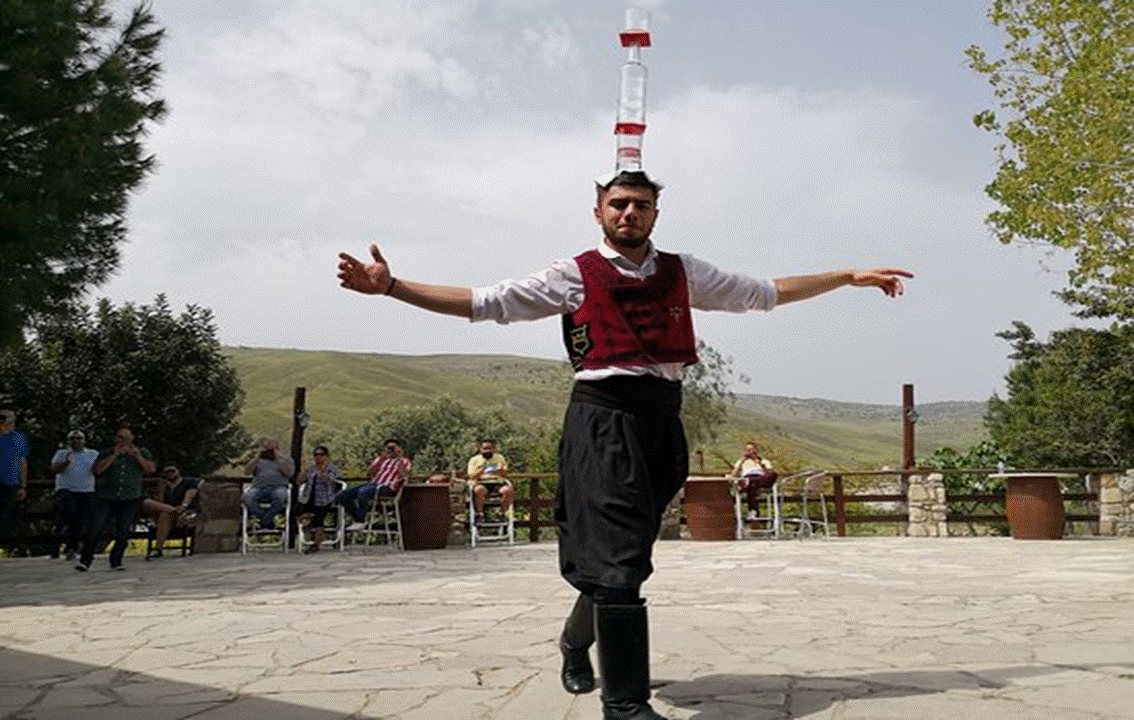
[225,347,988,471]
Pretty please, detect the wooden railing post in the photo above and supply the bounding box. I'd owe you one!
[528,477,540,543]
[833,474,847,537]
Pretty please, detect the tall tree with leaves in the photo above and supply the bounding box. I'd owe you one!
[0,296,249,476]
[986,320,1134,467]
[0,0,167,348]
[682,339,747,450]
[967,0,1134,318]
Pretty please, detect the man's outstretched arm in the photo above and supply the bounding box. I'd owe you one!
[338,243,474,318]
[773,268,913,306]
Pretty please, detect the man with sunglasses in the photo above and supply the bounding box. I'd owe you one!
[141,465,201,560]
[50,430,98,561]
[338,438,411,531]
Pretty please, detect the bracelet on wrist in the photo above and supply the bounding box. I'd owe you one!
[385,277,397,295]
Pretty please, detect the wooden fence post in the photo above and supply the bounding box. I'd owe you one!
[833,474,846,537]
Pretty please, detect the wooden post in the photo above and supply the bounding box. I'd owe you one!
[833,474,847,537]
[288,387,307,549]
[528,477,539,543]
[902,383,916,470]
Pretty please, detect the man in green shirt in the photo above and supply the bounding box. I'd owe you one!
[76,426,156,571]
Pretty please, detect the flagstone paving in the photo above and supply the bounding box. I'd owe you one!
[1,537,1133,719]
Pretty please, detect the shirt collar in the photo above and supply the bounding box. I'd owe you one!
[597,240,657,271]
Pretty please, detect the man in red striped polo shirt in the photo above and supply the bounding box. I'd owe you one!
[337,438,411,530]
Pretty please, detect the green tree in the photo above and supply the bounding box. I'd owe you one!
[0,296,249,476]
[986,320,1134,467]
[967,0,1134,319]
[321,396,560,477]
[921,440,1012,535]
[683,339,747,450]
[0,0,167,348]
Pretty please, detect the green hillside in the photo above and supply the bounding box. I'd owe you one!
[225,347,988,471]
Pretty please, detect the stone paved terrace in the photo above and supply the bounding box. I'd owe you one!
[2,537,1134,720]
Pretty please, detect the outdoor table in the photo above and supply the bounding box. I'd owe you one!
[990,472,1076,540]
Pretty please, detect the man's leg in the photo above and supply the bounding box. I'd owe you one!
[499,482,514,514]
[559,592,596,694]
[263,486,289,527]
[593,586,664,720]
[107,499,139,568]
[354,484,378,523]
[55,489,76,556]
[0,485,17,554]
[78,499,112,569]
[334,484,361,522]
[241,486,266,526]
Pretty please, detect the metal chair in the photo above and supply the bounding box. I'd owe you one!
[348,484,404,550]
[295,479,346,553]
[468,481,514,547]
[240,483,291,553]
[733,472,785,539]
[778,471,830,538]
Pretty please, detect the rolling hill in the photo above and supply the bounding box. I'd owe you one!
[225,346,988,471]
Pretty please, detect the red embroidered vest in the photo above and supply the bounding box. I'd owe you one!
[562,249,698,371]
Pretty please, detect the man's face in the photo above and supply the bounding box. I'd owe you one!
[163,467,180,482]
[744,444,758,458]
[384,442,400,457]
[594,184,658,250]
[115,429,133,446]
[68,433,86,450]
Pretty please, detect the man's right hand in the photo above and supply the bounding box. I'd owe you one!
[338,243,394,295]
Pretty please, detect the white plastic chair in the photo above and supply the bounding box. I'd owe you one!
[296,479,346,553]
[348,484,404,550]
[733,471,790,539]
[778,471,830,538]
[240,482,292,553]
[468,481,514,547]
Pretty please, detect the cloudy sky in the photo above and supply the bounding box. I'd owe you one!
[101,0,1087,405]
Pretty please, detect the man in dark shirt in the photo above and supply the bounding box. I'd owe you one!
[141,464,201,559]
[76,426,156,571]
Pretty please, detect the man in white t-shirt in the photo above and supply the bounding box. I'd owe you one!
[50,430,99,561]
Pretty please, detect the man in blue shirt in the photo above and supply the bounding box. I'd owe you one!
[0,407,30,556]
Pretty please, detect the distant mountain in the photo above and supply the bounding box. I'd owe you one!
[225,347,988,471]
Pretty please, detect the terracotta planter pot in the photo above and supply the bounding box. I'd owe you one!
[683,478,736,541]
[399,483,451,550]
[996,473,1072,540]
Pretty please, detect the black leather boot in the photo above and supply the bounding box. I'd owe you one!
[560,593,595,694]
[595,603,666,720]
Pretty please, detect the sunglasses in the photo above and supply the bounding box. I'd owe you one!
[163,469,178,476]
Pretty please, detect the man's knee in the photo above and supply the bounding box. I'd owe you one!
[591,586,642,605]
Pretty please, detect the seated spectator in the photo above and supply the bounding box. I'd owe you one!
[730,442,778,522]
[241,438,294,531]
[295,445,340,553]
[50,430,98,562]
[467,439,512,523]
[338,438,411,531]
[142,465,201,560]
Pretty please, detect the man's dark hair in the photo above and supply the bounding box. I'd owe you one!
[383,437,401,447]
[595,170,662,203]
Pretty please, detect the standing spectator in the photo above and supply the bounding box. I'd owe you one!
[50,430,98,561]
[0,407,29,556]
[295,445,340,553]
[141,464,201,560]
[77,425,156,571]
[339,438,410,531]
[730,442,778,522]
[241,438,294,531]
[467,439,512,524]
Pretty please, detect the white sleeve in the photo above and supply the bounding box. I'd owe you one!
[681,254,777,312]
[471,258,584,323]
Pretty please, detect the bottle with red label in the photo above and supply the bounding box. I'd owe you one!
[615,8,650,172]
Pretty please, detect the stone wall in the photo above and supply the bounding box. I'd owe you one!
[1098,471,1134,536]
[906,473,947,537]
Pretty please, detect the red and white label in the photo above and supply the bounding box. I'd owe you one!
[620,31,651,47]
[614,123,646,135]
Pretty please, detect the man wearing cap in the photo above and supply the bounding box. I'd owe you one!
[337,169,912,720]
[0,407,30,556]
[50,430,99,561]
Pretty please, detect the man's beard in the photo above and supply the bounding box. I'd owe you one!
[603,224,651,249]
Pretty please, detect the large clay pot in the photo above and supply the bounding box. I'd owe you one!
[399,483,451,550]
[683,478,736,541]
[997,473,1072,540]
